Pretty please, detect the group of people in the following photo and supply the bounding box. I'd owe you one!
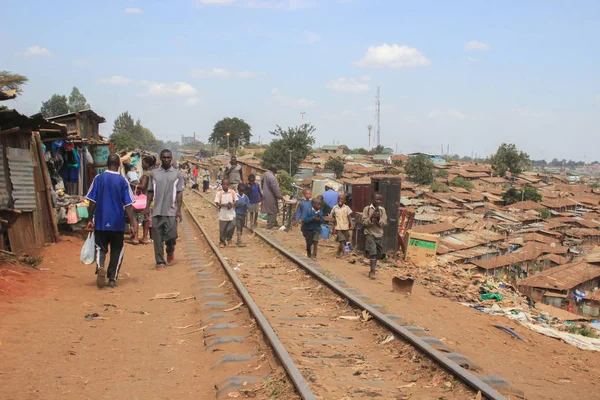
[294,187,388,279]
[85,149,184,288]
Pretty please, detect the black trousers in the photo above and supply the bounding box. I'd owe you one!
[94,230,125,281]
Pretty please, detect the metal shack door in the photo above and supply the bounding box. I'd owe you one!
[371,177,401,254]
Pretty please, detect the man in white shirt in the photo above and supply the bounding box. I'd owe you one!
[214,179,238,247]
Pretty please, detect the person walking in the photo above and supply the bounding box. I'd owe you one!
[136,155,154,244]
[192,166,199,185]
[261,166,282,229]
[245,174,262,232]
[331,193,353,258]
[145,149,184,270]
[322,185,339,216]
[215,179,238,247]
[234,183,250,246]
[295,188,313,230]
[202,168,211,192]
[302,198,324,260]
[225,156,243,192]
[362,193,387,279]
[85,154,135,288]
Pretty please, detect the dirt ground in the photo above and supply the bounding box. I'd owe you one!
[271,227,600,400]
[0,224,289,400]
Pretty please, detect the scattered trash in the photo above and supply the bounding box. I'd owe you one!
[392,276,414,294]
[38,268,51,271]
[492,324,525,341]
[223,302,244,312]
[132,311,149,315]
[103,303,117,308]
[481,293,504,301]
[234,265,241,271]
[150,292,180,300]
[339,315,361,321]
[361,310,372,322]
[179,325,208,335]
[379,334,395,345]
[84,313,108,321]
[175,296,196,303]
[167,367,175,373]
[172,322,201,329]
[397,383,416,389]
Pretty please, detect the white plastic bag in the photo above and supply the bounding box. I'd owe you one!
[80,232,96,265]
[85,147,94,164]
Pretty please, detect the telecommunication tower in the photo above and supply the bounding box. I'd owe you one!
[376,86,381,147]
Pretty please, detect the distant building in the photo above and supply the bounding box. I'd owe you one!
[372,154,392,164]
[408,152,447,165]
[321,145,344,156]
[181,133,197,145]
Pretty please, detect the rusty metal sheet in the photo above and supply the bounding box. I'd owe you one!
[6,146,36,211]
[0,145,10,209]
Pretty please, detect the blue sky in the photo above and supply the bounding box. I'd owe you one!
[3,0,600,160]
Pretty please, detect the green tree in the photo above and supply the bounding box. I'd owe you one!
[109,112,168,152]
[405,154,434,185]
[112,111,135,135]
[490,143,531,178]
[431,182,450,193]
[451,177,474,190]
[276,171,295,197]
[502,186,542,205]
[209,117,252,148]
[538,208,551,220]
[392,159,403,167]
[261,124,316,176]
[68,86,90,112]
[40,94,69,118]
[436,169,449,178]
[368,145,385,155]
[325,156,345,178]
[350,147,369,155]
[0,71,28,94]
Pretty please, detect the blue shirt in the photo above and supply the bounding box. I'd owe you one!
[322,189,339,209]
[85,171,134,232]
[245,183,262,204]
[302,207,324,231]
[295,199,312,222]
[235,194,250,215]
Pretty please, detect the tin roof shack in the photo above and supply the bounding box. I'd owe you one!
[0,110,61,252]
[519,259,600,315]
[320,145,344,156]
[236,157,267,180]
[46,109,106,141]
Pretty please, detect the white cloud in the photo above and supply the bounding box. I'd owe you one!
[356,44,430,69]
[303,31,320,44]
[467,56,477,63]
[186,97,201,106]
[18,45,52,58]
[326,77,369,94]
[428,109,470,121]
[98,76,132,85]
[360,75,372,81]
[190,68,261,78]
[124,7,143,14]
[465,40,490,51]
[140,81,198,97]
[271,87,315,107]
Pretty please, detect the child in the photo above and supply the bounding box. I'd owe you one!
[331,193,353,258]
[302,198,325,260]
[245,174,263,232]
[295,189,313,226]
[215,179,238,247]
[362,193,388,279]
[235,183,249,246]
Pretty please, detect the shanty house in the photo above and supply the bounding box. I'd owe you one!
[46,109,106,141]
[321,145,344,156]
[0,110,61,252]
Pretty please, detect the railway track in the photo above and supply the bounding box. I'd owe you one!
[184,189,522,399]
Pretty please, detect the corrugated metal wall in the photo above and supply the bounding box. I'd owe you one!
[0,144,9,209]
[6,146,36,211]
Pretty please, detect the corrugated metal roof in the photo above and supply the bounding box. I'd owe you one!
[0,145,10,209]
[7,146,36,211]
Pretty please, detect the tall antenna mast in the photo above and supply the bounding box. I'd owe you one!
[376,87,381,147]
[367,125,372,149]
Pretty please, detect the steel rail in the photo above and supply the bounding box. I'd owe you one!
[190,189,508,400]
[183,198,316,400]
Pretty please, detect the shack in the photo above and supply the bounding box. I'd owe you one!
[0,110,61,252]
[46,109,106,141]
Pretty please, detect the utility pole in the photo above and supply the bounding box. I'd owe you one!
[300,111,305,121]
[226,131,230,154]
[367,125,372,149]
[288,149,293,176]
[376,87,381,147]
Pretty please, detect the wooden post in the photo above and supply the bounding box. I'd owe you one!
[33,132,60,243]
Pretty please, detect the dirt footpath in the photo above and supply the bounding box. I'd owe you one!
[0,230,285,400]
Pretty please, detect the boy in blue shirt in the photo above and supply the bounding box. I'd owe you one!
[235,183,250,246]
[295,189,312,227]
[245,174,262,232]
[85,154,135,288]
[302,198,325,260]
